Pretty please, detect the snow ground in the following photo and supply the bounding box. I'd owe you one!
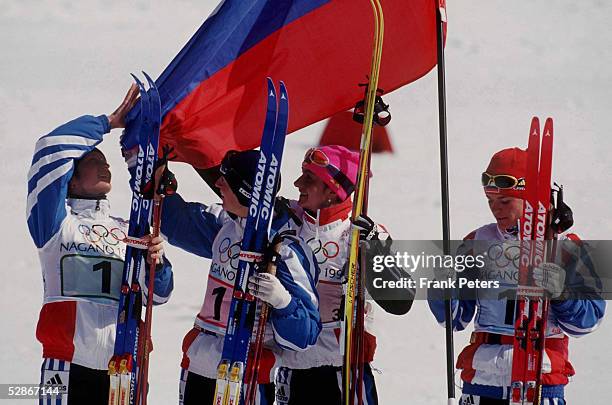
[1,0,610,403]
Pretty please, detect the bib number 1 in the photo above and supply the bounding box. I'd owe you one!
[60,254,124,301]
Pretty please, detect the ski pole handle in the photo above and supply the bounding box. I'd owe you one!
[244,240,283,405]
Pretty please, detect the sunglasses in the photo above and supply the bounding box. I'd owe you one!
[481,172,525,189]
[304,148,332,167]
[303,148,355,195]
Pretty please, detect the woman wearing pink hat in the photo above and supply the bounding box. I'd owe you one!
[428,147,606,405]
[274,145,414,405]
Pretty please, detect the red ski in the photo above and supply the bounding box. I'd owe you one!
[510,117,554,405]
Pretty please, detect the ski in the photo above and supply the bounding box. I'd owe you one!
[510,117,554,405]
[213,78,289,405]
[108,73,161,405]
[342,1,384,404]
[133,72,165,405]
[532,118,554,405]
[108,75,150,405]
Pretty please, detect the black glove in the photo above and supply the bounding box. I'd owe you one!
[155,145,178,197]
[157,166,177,197]
[352,214,380,242]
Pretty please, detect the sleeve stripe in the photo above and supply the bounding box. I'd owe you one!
[26,161,72,218]
[143,292,171,306]
[33,135,99,155]
[28,149,87,182]
[558,316,603,335]
[293,279,318,308]
[271,323,313,352]
[283,244,318,306]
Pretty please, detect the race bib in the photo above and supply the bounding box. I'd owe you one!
[197,275,235,334]
[60,254,123,301]
[318,280,343,326]
[198,235,243,334]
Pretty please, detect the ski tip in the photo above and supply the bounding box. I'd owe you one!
[530,116,540,136]
[543,118,553,136]
[266,78,277,98]
[130,73,145,88]
[142,71,157,89]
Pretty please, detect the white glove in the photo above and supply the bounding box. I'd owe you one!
[248,273,292,309]
[532,262,566,298]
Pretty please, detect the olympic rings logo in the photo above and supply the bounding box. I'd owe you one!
[78,224,126,246]
[218,237,242,270]
[485,242,521,270]
[307,238,340,264]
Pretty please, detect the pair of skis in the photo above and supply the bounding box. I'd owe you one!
[213,78,289,405]
[108,73,162,405]
[341,1,384,405]
[510,117,554,405]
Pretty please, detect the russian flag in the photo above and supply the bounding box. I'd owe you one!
[124,0,446,169]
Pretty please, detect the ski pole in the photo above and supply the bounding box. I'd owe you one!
[433,0,454,403]
[244,238,283,405]
[134,198,162,405]
[135,159,177,405]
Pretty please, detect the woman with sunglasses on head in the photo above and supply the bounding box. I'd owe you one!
[428,147,606,405]
[274,145,414,405]
[158,150,321,405]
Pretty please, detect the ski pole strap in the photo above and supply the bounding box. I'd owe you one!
[352,83,391,127]
[157,167,177,197]
[155,147,178,198]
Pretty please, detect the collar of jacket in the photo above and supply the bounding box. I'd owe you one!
[496,223,519,241]
[304,197,353,226]
[67,198,110,218]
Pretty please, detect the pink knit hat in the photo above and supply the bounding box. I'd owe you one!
[302,145,360,201]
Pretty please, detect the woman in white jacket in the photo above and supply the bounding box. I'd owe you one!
[27,86,172,405]
[275,145,414,405]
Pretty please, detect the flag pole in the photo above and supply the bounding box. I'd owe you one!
[433,1,455,403]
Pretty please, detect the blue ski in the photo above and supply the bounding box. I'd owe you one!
[213,78,289,405]
[109,73,161,405]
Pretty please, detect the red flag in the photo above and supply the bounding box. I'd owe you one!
[153,0,446,169]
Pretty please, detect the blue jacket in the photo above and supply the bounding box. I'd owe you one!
[161,192,321,352]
